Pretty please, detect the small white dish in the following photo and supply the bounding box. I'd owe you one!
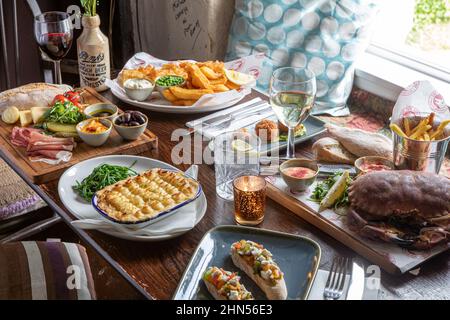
[113,113,148,141]
[155,75,186,95]
[124,78,154,101]
[84,103,119,122]
[76,118,112,147]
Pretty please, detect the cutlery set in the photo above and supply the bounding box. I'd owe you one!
[184,99,270,137]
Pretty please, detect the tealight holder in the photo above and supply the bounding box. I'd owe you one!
[233,176,267,226]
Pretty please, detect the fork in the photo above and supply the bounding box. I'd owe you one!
[323,257,350,300]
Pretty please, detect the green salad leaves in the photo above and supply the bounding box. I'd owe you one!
[310,171,352,209]
[44,101,85,125]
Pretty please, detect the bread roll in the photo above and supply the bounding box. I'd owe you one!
[0,83,72,112]
[312,137,357,165]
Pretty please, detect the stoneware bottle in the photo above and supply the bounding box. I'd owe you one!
[77,15,111,92]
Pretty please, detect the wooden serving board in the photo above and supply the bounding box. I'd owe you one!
[0,87,158,184]
[266,178,449,275]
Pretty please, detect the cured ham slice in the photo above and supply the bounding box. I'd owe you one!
[10,127,76,164]
[27,144,74,152]
[11,127,42,147]
[27,131,75,152]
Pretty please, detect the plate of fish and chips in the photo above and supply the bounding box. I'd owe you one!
[107,53,258,114]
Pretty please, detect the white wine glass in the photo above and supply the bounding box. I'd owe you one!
[269,67,317,159]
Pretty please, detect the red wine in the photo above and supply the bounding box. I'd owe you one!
[37,33,73,60]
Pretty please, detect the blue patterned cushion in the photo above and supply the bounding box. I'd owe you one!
[226,0,378,115]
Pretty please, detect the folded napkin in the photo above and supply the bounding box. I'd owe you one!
[71,201,198,237]
[71,166,200,237]
[308,269,380,300]
[186,98,273,140]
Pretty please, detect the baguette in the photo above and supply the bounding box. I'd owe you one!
[202,267,253,300]
[230,240,287,300]
[326,124,393,159]
[0,83,72,112]
[312,137,357,165]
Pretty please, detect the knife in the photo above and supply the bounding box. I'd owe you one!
[203,100,266,126]
[346,260,365,300]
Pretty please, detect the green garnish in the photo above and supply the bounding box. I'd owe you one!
[44,101,85,125]
[278,125,307,142]
[80,0,98,17]
[73,163,138,202]
[156,75,185,87]
[310,172,352,209]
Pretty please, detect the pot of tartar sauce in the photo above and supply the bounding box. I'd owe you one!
[123,78,154,101]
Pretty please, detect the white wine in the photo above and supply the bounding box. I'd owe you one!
[270,91,315,128]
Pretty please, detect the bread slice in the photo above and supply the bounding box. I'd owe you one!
[204,281,227,300]
[202,266,254,300]
[230,246,287,300]
[312,137,357,165]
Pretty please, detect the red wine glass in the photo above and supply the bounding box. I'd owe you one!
[34,12,73,84]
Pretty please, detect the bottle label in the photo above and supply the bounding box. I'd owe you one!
[79,51,110,89]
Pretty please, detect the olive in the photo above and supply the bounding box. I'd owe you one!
[129,121,140,127]
[130,111,143,121]
[122,113,131,123]
[135,115,146,124]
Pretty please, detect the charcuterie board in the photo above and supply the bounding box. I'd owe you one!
[266,176,449,275]
[0,87,158,184]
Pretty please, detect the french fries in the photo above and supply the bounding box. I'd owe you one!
[212,84,231,93]
[161,89,178,102]
[391,113,450,141]
[169,87,214,100]
[200,66,222,80]
[390,124,407,138]
[188,64,211,89]
[120,60,251,106]
[225,81,241,90]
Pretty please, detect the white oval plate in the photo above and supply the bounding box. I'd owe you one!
[58,155,207,242]
[110,81,245,114]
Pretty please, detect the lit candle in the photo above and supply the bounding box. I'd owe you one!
[233,176,267,226]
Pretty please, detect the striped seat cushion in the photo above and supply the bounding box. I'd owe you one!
[0,242,96,300]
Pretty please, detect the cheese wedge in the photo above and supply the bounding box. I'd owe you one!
[19,110,33,127]
[31,107,50,124]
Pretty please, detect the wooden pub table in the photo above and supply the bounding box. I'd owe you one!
[1,89,448,300]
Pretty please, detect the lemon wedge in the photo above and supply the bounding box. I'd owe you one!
[225,69,255,86]
[319,171,350,212]
[231,139,254,152]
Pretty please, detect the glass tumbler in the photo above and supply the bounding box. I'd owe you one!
[214,131,261,201]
